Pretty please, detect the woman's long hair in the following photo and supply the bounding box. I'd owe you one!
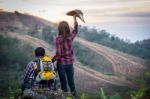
[58,21,70,39]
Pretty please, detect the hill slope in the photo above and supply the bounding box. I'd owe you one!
[75,38,146,79]
[0,11,54,30]
[0,11,148,98]
[4,32,137,89]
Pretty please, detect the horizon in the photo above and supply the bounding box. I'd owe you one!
[0,0,150,42]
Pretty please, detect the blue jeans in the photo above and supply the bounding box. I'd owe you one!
[57,64,76,92]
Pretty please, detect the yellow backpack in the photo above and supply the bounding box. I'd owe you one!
[33,56,56,82]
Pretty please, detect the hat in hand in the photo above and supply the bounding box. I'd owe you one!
[66,9,85,23]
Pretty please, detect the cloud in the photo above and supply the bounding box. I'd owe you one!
[22,0,29,1]
[21,0,78,6]
[116,12,150,18]
[38,9,47,13]
[0,0,3,3]
[82,2,150,24]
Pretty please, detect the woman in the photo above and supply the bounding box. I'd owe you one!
[52,15,78,97]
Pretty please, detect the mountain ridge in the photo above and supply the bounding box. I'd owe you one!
[0,11,55,31]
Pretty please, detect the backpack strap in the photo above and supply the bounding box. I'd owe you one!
[31,58,41,86]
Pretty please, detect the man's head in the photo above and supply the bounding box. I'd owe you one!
[35,47,45,57]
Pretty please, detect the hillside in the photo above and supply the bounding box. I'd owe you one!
[0,32,137,97]
[0,11,55,29]
[75,38,146,79]
[78,26,150,60]
[0,11,149,98]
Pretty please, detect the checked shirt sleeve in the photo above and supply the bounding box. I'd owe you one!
[23,61,34,83]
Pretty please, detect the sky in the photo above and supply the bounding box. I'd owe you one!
[0,0,150,42]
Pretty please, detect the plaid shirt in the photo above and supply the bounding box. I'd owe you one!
[53,21,78,65]
[24,61,34,83]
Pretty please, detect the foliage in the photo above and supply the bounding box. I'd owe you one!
[8,87,21,99]
[130,87,148,99]
[78,92,101,99]
[28,25,56,46]
[6,26,18,32]
[79,88,123,99]
[0,35,34,96]
[100,88,108,99]
[129,70,150,99]
[78,26,150,60]
[28,24,39,36]
[42,25,56,44]
[109,94,122,99]
[80,93,86,99]
[66,96,73,99]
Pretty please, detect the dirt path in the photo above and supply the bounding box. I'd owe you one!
[4,32,138,91]
[75,38,146,76]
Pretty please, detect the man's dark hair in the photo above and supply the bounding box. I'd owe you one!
[35,47,45,57]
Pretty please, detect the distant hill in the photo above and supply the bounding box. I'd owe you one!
[77,26,150,60]
[0,11,55,30]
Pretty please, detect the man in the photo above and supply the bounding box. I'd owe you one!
[22,47,56,97]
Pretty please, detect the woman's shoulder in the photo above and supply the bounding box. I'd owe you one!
[55,35,72,42]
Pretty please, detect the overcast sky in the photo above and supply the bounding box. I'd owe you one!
[0,0,150,42]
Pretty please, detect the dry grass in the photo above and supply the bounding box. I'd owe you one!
[75,38,146,79]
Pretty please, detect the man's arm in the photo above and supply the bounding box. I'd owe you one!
[23,61,34,83]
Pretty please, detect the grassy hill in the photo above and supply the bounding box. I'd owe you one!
[0,11,149,98]
[77,26,150,60]
[1,33,136,99]
[0,11,54,30]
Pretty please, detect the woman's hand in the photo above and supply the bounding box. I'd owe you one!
[52,57,56,63]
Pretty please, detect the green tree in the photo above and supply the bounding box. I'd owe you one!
[42,26,56,43]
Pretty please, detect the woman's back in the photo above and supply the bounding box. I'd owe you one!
[54,19,78,65]
[55,31,75,65]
